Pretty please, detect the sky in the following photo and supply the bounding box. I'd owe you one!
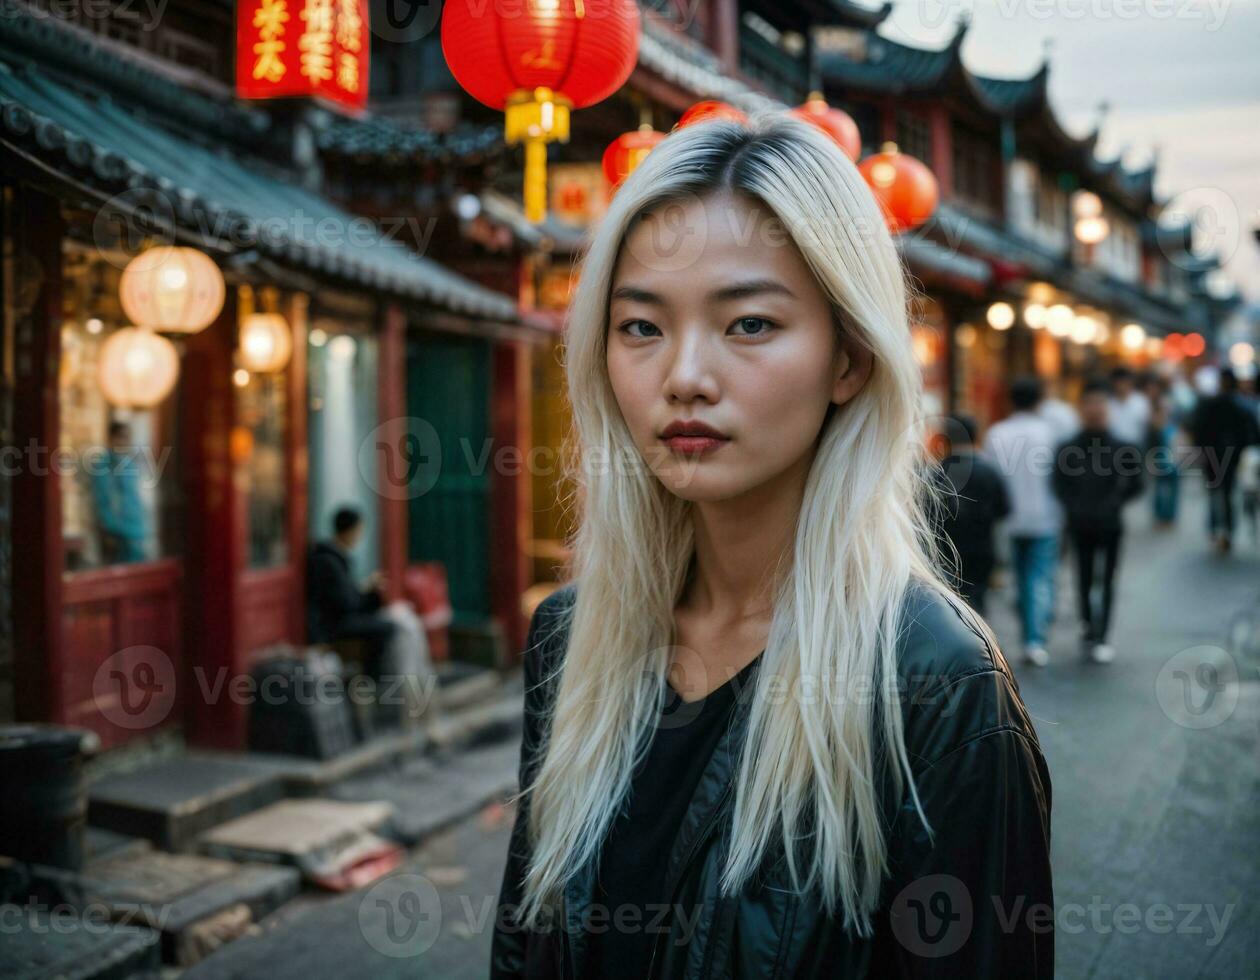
[875,0,1260,302]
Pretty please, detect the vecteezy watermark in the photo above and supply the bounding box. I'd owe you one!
[0,440,172,486]
[358,874,444,958]
[12,0,173,34]
[93,645,179,730]
[890,876,1236,956]
[1155,644,1241,730]
[358,417,443,501]
[0,897,175,935]
[908,0,1233,32]
[890,874,975,958]
[191,666,440,718]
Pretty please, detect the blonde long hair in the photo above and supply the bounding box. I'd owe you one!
[515,110,984,936]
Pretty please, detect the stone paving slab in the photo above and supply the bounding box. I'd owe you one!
[0,904,161,980]
[27,845,301,967]
[328,738,519,846]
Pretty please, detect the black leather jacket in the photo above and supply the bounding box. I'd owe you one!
[491,581,1053,979]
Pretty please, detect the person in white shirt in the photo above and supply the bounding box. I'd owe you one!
[1107,366,1151,445]
[1037,382,1080,445]
[984,376,1063,666]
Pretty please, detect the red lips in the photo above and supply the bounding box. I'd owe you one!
[660,419,729,440]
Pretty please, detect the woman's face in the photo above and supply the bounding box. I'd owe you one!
[606,190,870,503]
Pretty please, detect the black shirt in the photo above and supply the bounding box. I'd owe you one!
[583,652,764,980]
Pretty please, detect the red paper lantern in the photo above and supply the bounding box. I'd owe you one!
[602,125,666,188]
[677,100,748,129]
[1163,332,1185,360]
[858,142,940,234]
[790,92,860,161]
[441,0,640,222]
[1182,332,1206,358]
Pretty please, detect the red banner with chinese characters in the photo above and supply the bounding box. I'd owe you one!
[236,0,369,110]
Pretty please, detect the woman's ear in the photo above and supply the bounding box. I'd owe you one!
[831,334,874,407]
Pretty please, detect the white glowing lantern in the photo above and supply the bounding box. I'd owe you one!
[1023,303,1047,329]
[239,313,293,373]
[1229,342,1255,367]
[1120,323,1146,350]
[986,302,1015,331]
[1070,315,1098,345]
[120,246,225,334]
[1046,304,1074,337]
[97,327,180,408]
[1075,215,1110,245]
[1072,190,1102,218]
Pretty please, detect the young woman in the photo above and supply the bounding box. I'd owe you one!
[491,112,1053,979]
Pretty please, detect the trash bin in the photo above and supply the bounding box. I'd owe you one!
[0,724,98,870]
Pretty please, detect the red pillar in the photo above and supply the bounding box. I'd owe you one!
[9,186,66,724]
[929,106,954,200]
[286,293,310,641]
[489,340,531,660]
[181,287,246,750]
[377,303,408,601]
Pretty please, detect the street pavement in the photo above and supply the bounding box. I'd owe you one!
[185,481,1259,980]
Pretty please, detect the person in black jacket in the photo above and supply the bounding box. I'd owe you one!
[306,507,394,678]
[1189,367,1260,553]
[935,414,1010,613]
[1052,379,1145,664]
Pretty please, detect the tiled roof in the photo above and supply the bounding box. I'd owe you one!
[0,54,520,321]
[316,114,506,164]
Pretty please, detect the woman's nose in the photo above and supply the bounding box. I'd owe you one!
[663,328,720,404]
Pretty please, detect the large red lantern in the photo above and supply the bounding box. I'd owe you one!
[602,125,666,189]
[441,0,640,222]
[677,100,748,129]
[858,142,939,234]
[790,92,860,161]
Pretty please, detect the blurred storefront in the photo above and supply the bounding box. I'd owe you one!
[0,3,540,749]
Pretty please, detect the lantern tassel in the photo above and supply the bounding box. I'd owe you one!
[524,139,548,224]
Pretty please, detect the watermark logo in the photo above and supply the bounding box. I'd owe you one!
[93,645,177,730]
[358,873,443,958]
[890,873,973,958]
[1155,645,1240,729]
[359,416,443,500]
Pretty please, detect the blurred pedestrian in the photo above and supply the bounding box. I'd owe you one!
[935,414,1011,613]
[1053,379,1145,663]
[1038,379,1080,444]
[1146,384,1180,528]
[1189,368,1260,553]
[1107,366,1150,444]
[985,376,1063,667]
[90,420,149,564]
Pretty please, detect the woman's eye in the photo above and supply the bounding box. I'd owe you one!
[729,316,775,336]
[618,319,660,338]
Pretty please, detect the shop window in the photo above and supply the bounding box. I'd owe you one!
[308,321,380,575]
[59,246,182,571]
[236,287,290,569]
[237,370,288,568]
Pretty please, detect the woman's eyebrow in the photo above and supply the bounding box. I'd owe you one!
[611,279,795,305]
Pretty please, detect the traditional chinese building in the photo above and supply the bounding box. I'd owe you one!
[0,0,553,749]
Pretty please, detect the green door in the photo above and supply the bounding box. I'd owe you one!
[406,334,491,625]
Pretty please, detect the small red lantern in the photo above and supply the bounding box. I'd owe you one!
[858,142,940,234]
[1163,332,1186,361]
[440,0,640,222]
[603,125,666,189]
[677,100,748,129]
[1182,332,1206,358]
[790,92,861,161]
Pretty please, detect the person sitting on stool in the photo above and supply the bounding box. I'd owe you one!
[307,507,395,682]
